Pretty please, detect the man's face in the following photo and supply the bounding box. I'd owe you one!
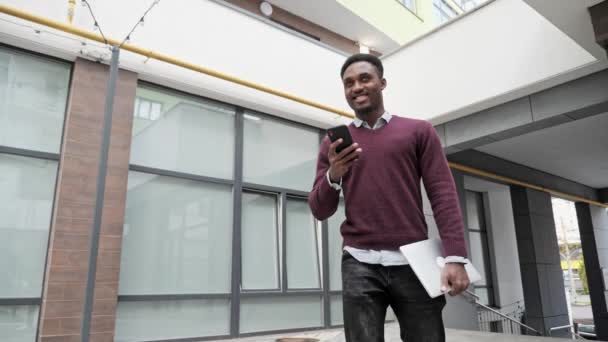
[342,61,386,114]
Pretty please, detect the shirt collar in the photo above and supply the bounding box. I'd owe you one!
[353,111,392,128]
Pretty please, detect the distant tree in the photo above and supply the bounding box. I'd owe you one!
[578,258,589,295]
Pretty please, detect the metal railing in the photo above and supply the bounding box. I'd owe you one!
[464,290,542,336]
[468,291,588,340]
[549,324,586,340]
[477,300,526,335]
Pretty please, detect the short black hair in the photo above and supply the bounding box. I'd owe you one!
[340,53,384,78]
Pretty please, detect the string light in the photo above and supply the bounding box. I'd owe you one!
[119,0,161,48]
[81,0,110,47]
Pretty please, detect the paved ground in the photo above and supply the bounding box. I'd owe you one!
[216,323,574,342]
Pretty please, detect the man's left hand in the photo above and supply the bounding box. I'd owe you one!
[441,263,470,296]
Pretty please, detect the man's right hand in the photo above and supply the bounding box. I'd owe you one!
[328,139,362,182]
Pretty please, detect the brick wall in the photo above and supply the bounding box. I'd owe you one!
[37,58,136,342]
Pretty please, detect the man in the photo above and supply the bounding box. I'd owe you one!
[308,53,470,342]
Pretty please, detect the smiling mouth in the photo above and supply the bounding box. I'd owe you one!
[353,95,368,103]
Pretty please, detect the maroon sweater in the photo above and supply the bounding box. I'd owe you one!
[308,116,467,257]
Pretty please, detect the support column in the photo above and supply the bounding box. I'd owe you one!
[510,186,569,336]
[37,58,136,342]
[575,202,608,341]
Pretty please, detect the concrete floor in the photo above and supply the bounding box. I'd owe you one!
[216,323,572,341]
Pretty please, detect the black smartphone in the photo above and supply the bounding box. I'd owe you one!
[327,125,354,154]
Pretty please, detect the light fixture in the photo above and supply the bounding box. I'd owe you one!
[358,44,370,54]
[260,1,273,17]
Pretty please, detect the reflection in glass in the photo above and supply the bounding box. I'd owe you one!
[118,172,233,295]
[0,154,57,298]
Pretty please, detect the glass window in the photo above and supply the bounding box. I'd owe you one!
[433,0,457,23]
[241,192,279,290]
[0,47,70,153]
[0,154,57,297]
[330,295,343,326]
[474,287,490,306]
[465,190,495,306]
[0,305,39,342]
[243,112,319,191]
[130,86,235,179]
[454,0,485,11]
[286,198,320,289]
[399,0,417,13]
[466,191,484,231]
[328,202,345,291]
[118,172,233,295]
[240,296,322,333]
[115,299,230,341]
[469,232,489,286]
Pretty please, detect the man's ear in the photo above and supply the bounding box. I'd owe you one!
[381,78,387,91]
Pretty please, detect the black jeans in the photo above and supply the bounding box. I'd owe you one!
[342,252,446,342]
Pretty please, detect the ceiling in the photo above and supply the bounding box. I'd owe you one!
[523,0,606,60]
[266,0,400,53]
[476,113,608,188]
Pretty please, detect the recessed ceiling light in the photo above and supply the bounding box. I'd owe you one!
[260,1,273,17]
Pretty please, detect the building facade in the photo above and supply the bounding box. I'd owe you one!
[0,0,607,341]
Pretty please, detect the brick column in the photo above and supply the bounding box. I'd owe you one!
[38,58,136,342]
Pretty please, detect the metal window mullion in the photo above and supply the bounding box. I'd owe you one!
[229,108,244,337]
[482,191,501,307]
[242,182,309,198]
[81,46,120,342]
[0,298,42,306]
[0,145,60,161]
[281,192,288,293]
[117,293,231,302]
[321,219,330,327]
[274,193,281,290]
[129,164,233,186]
[240,291,323,298]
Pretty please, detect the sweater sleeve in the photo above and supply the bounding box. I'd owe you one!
[417,121,468,258]
[308,137,340,221]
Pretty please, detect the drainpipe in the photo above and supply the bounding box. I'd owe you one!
[67,0,76,23]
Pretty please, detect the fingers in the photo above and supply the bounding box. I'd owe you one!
[328,138,342,156]
[342,147,362,163]
[449,278,470,296]
[449,280,468,295]
[336,142,359,159]
[443,264,470,296]
[327,140,361,180]
[440,268,449,293]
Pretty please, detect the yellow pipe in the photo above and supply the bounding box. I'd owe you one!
[2,4,605,209]
[0,3,354,119]
[449,162,608,209]
[67,0,76,24]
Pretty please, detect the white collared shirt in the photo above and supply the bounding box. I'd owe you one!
[327,112,467,266]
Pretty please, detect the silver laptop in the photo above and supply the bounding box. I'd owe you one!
[400,238,482,298]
